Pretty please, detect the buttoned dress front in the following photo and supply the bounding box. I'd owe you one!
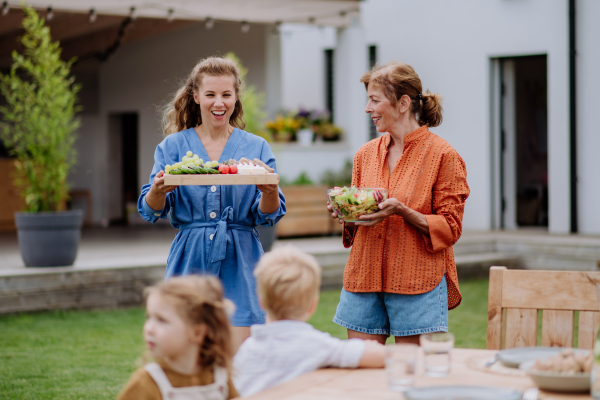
[138,128,286,326]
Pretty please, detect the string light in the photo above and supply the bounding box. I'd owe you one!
[129,6,137,20]
[167,8,174,22]
[89,8,97,23]
[46,6,54,21]
[205,17,214,30]
[308,17,315,24]
[241,21,250,33]
[2,1,9,16]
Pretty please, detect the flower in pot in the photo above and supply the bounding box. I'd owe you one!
[315,122,343,142]
[0,7,83,267]
[265,113,300,143]
[294,108,314,146]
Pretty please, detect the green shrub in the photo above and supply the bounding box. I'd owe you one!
[225,52,271,141]
[0,6,80,212]
[321,159,353,187]
[291,171,314,186]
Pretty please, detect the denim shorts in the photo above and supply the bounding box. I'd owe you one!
[333,274,448,337]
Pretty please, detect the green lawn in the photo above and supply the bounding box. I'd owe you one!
[0,279,488,399]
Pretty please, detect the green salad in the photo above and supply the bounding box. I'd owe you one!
[327,187,388,222]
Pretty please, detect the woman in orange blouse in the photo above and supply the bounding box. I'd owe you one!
[328,62,470,345]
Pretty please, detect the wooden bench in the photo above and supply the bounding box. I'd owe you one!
[487,266,600,350]
[277,185,343,237]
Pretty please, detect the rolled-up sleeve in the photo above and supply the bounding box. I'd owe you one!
[137,144,175,223]
[422,149,470,253]
[251,141,286,226]
[342,151,364,248]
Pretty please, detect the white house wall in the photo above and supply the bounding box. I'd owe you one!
[577,0,600,235]
[69,22,270,224]
[363,0,570,233]
[281,25,336,111]
[281,0,575,233]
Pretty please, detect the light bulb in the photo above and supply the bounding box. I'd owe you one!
[167,9,174,22]
[46,7,54,21]
[89,8,97,23]
[205,17,214,30]
[241,21,250,33]
[2,1,9,16]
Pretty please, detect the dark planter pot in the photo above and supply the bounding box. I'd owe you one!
[15,210,84,267]
[256,225,276,253]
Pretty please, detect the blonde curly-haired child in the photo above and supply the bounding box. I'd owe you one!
[118,275,239,400]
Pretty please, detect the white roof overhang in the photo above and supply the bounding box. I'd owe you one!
[7,0,361,27]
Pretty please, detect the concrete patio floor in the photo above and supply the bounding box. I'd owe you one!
[1,226,599,313]
[0,226,350,274]
[2,226,600,275]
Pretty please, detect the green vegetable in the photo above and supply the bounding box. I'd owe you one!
[327,187,388,222]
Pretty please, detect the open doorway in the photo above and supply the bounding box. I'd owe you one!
[492,55,548,229]
[107,113,139,225]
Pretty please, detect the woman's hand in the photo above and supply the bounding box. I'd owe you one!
[146,170,178,212]
[256,184,279,194]
[327,203,357,227]
[258,179,280,214]
[356,197,430,236]
[356,198,403,227]
[152,170,178,194]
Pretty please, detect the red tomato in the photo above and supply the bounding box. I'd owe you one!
[218,164,229,174]
[229,164,238,174]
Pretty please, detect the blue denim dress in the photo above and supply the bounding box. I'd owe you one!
[138,128,286,326]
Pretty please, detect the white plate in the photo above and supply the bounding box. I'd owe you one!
[403,386,522,400]
[497,347,565,368]
[519,357,590,393]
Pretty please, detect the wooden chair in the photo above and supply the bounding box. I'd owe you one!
[486,266,600,350]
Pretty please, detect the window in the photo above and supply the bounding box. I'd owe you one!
[368,45,378,140]
[324,49,334,122]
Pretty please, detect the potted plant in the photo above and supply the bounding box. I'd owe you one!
[294,108,314,146]
[315,121,343,142]
[0,7,83,267]
[265,113,300,143]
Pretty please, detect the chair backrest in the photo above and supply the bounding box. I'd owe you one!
[486,266,600,350]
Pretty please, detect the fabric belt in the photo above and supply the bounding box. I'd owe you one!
[178,206,257,275]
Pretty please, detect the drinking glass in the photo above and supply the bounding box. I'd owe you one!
[420,332,454,377]
[385,343,418,392]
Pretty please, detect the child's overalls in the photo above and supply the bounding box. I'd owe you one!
[145,363,229,400]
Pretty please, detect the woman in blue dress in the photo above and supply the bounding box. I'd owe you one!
[137,57,286,348]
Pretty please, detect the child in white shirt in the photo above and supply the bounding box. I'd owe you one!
[233,246,384,397]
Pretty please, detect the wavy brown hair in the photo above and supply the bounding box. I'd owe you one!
[360,61,443,127]
[162,56,245,135]
[145,275,235,372]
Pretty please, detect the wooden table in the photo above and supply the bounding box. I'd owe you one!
[245,348,591,400]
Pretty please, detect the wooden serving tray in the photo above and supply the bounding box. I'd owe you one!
[164,173,280,186]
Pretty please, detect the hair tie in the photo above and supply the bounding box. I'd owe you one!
[417,93,422,100]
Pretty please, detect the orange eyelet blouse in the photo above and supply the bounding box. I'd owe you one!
[342,126,470,309]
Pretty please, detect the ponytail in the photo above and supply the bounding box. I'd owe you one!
[418,91,443,127]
